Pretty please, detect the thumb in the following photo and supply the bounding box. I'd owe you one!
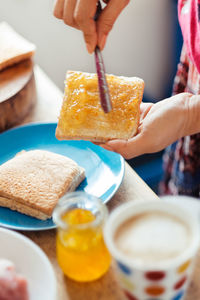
[106,133,147,159]
[97,0,130,50]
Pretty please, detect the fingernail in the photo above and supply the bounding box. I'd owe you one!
[98,34,107,51]
[86,43,93,54]
[100,144,113,151]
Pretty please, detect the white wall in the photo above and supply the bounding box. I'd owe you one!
[0,0,174,100]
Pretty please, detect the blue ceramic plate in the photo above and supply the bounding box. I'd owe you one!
[0,123,124,231]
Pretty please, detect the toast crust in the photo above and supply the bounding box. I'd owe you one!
[56,126,138,143]
[0,196,49,220]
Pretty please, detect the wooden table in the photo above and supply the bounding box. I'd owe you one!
[19,66,198,300]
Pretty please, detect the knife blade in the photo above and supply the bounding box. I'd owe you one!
[94,1,112,113]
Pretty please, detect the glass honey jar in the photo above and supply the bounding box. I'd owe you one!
[53,191,111,282]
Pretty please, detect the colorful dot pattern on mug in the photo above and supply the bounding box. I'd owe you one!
[145,271,166,281]
[119,272,135,291]
[117,259,189,300]
[145,285,165,296]
[177,260,191,273]
[172,290,184,300]
[174,276,187,290]
[117,261,132,275]
[123,289,185,300]
[123,290,138,300]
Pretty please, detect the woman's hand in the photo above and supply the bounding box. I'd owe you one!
[53,0,130,53]
[100,93,193,159]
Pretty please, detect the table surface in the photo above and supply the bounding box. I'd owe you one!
[19,66,198,300]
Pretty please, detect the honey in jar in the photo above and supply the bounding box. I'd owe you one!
[53,192,111,282]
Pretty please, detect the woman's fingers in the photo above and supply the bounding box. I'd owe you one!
[74,0,98,53]
[53,0,130,52]
[97,0,130,50]
[63,0,79,29]
[99,144,115,151]
[104,134,147,159]
[140,102,154,120]
[53,0,65,19]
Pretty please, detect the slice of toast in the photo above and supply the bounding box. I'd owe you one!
[56,71,144,143]
[0,22,36,71]
[0,150,85,220]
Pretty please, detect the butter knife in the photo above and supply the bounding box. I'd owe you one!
[94,1,112,113]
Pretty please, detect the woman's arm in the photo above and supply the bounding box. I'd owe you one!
[186,94,200,136]
[100,93,200,159]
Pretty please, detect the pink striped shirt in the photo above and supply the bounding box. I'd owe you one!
[178,0,200,73]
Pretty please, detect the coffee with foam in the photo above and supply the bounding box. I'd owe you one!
[114,211,191,264]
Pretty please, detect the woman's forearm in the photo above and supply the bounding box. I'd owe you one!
[186,94,200,136]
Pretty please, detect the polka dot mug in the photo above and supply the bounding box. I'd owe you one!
[104,197,200,300]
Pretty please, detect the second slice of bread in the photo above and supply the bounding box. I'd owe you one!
[0,150,85,220]
[0,22,36,71]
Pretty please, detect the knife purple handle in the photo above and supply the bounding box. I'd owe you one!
[95,46,112,113]
[94,1,112,113]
